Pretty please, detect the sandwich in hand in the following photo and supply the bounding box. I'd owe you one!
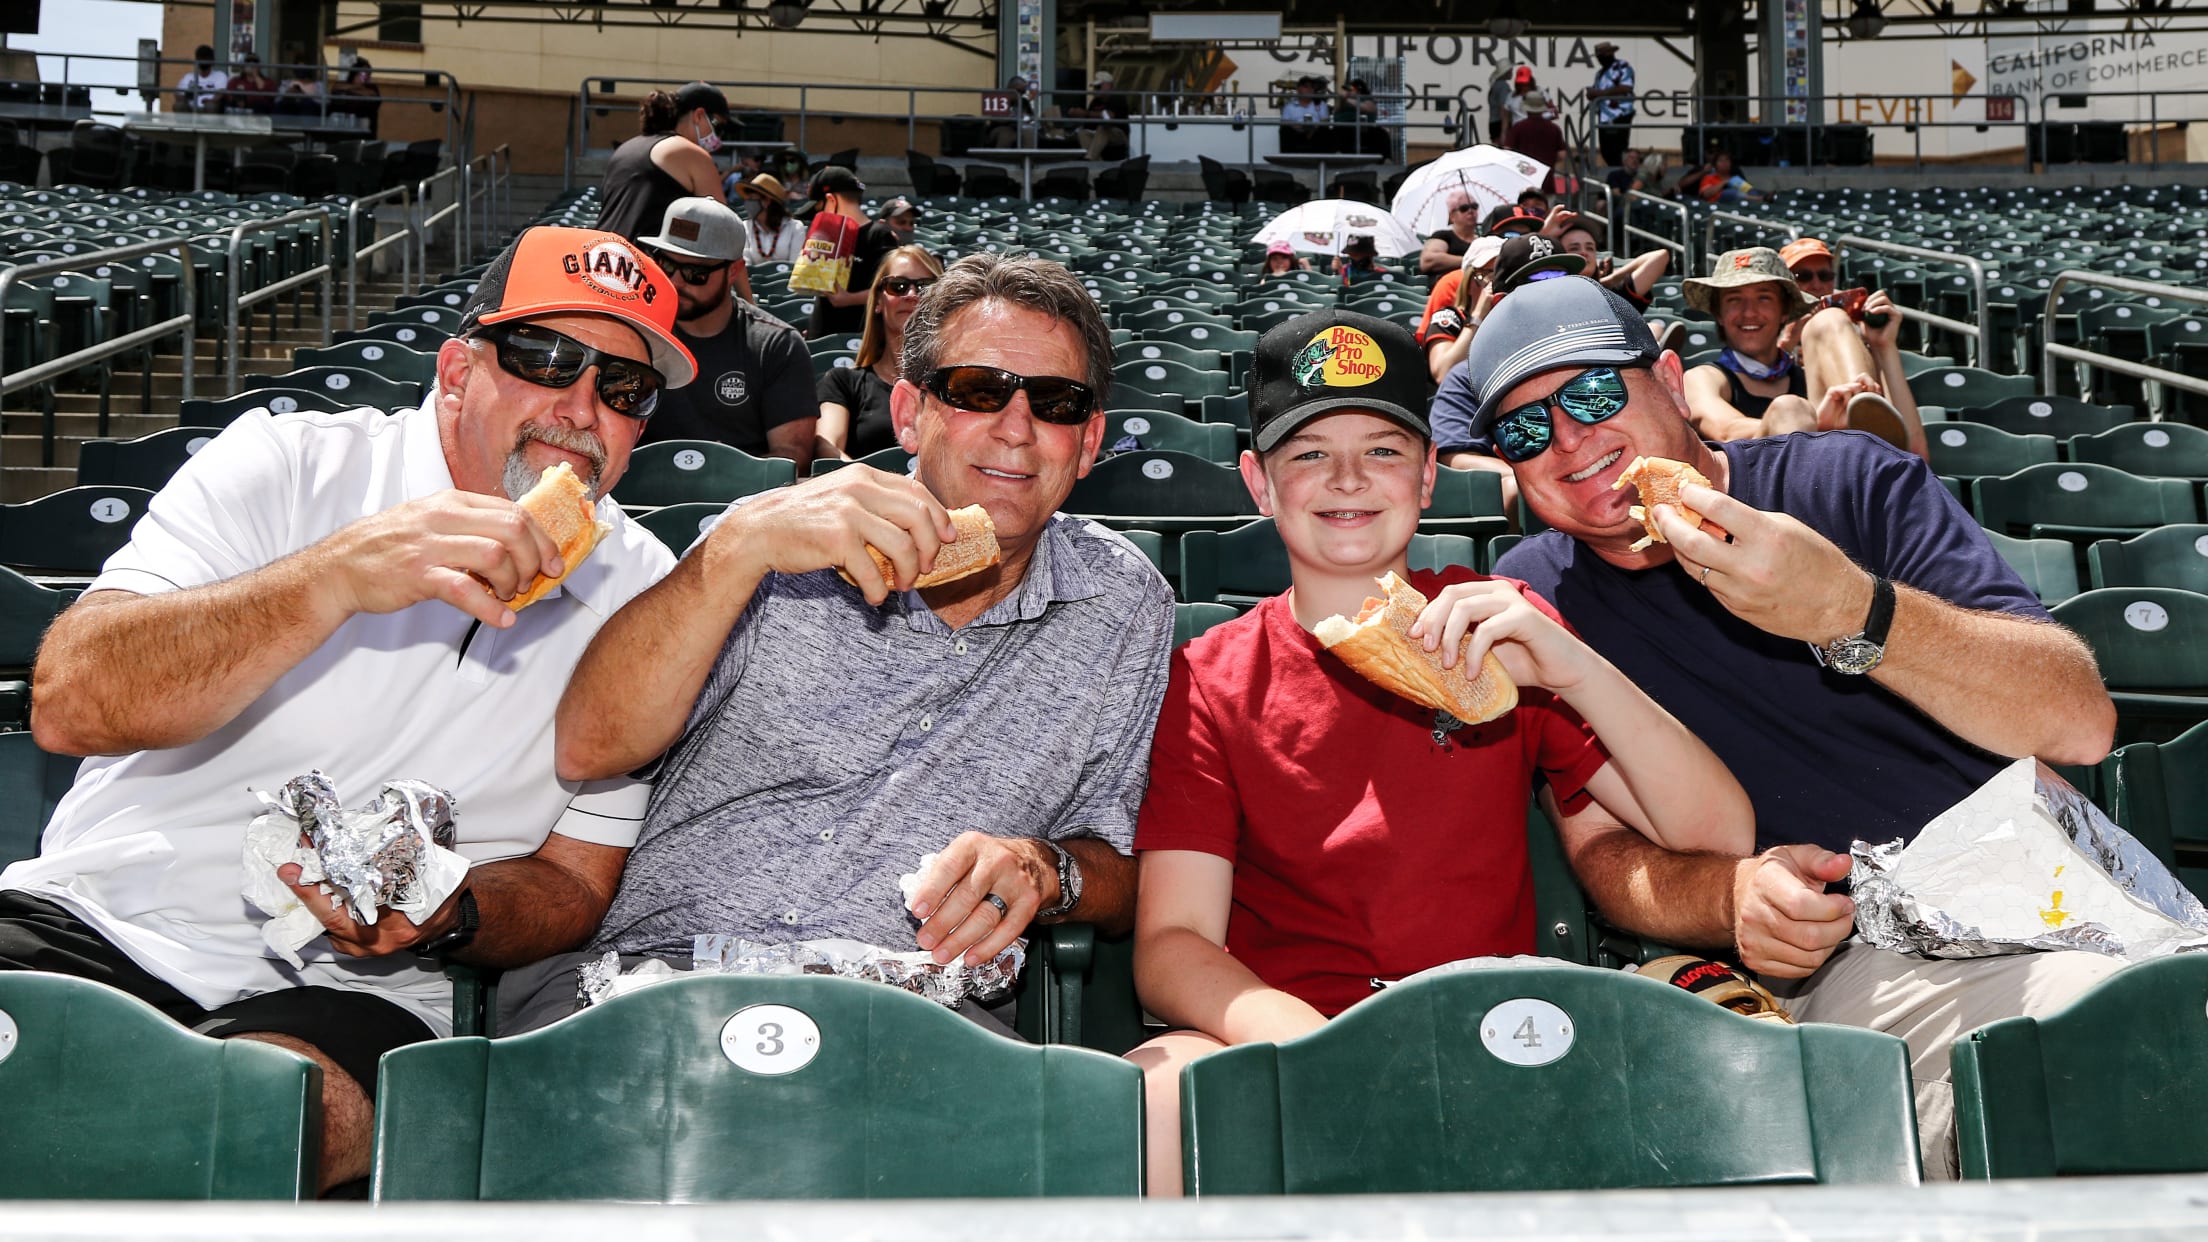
[509,461,612,611]
[838,503,1002,590]
[1315,572,1519,724]
[1613,455,1714,552]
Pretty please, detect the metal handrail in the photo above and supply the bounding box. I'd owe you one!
[1625,190,1693,273]
[465,152,495,269]
[1701,211,1800,272]
[491,144,513,250]
[417,166,463,278]
[346,186,418,332]
[2040,271,2208,402]
[224,208,334,390]
[0,237,200,468]
[1834,235,1990,368]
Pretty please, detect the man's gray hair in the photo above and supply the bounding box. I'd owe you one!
[899,253,1113,407]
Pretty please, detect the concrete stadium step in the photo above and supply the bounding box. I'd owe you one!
[4,413,183,441]
[3,467,76,503]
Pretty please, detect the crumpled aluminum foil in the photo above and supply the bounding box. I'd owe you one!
[241,769,468,966]
[1850,757,2208,961]
[577,936,1027,1011]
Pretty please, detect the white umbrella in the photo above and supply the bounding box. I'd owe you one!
[1252,199,1424,259]
[1389,144,1550,237]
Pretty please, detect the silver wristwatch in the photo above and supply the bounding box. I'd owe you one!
[1036,838,1083,919]
[1810,575,1895,676]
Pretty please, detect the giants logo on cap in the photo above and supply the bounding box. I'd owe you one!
[1732,252,1757,270]
[562,239,660,307]
[1291,326,1386,389]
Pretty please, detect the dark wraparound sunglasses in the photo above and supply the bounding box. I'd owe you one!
[921,365,1097,425]
[1491,366,1636,463]
[1793,267,1836,284]
[645,249,724,285]
[475,323,664,419]
[877,276,938,297]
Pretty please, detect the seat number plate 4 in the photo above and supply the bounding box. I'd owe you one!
[720,1004,821,1075]
[1479,998,1574,1067]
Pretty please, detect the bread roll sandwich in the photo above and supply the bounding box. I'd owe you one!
[1613,455,1713,552]
[509,461,612,611]
[838,503,1002,590]
[1314,572,1519,724]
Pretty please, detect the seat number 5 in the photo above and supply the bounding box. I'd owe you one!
[720,1004,821,1075]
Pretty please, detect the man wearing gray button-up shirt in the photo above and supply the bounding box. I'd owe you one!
[506,254,1173,1032]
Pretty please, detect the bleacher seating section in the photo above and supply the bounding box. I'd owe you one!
[6,176,2208,1200]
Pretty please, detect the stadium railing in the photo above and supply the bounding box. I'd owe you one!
[223,208,333,390]
[2040,271,2208,409]
[1837,235,1992,369]
[345,185,418,331]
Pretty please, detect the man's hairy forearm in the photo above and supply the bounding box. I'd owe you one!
[1042,838,1136,935]
[555,536,765,780]
[449,854,617,969]
[1566,823,1742,949]
[33,552,343,756]
[1873,588,2114,765]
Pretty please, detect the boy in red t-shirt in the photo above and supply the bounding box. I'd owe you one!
[1128,309,1753,1195]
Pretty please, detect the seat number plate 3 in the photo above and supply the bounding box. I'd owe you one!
[1479,998,1574,1067]
[720,1004,821,1075]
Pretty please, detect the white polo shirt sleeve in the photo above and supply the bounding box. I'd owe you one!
[551,776,653,849]
[91,414,297,597]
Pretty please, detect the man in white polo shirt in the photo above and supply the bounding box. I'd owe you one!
[0,225,694,1194]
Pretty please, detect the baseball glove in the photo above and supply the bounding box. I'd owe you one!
[1635,955,1796,1024]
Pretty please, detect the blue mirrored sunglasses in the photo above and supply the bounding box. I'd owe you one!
[1491,367,1635,464]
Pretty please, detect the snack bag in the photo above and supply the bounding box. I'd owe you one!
[788,212,857,294]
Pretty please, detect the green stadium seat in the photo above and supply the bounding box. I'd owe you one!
[611,441,797,508]
[1952,954,2208,1179]
[1112,358,1229,402]
[1199,392,1250,434]
[241,365,421,411]
[1105,409,1236,464]
[1973,462,2196,547]
[367,303,464,334]
[1064,451,1259,536]
[0,486,154,575]
[2101,716,2208,861]
[370,974,1142,1200]
[292,339,437,385]
[0,727,78,865]
[1136,323,1255,354]
[2049,586,2208,745]
[2066,421,2208,479]
[1119,306,1235,335]
[1923,422,2058,481]
[0,972,320,1200]
[76,426,221,492]
[177,387,352,427]
[631,502,727,556]
[333,320,453,351]
[1172,601,1238,647]
[1114,340,1221,373]
[1178,518,1480,608]
[2088,525,2208,592]
[1984,530,2082,604]
[809,445,915,478]
[1180,964,1920,1194]
[1423,466,1511,540]
[1962,395,2133,440]
[1910,366,2037,412]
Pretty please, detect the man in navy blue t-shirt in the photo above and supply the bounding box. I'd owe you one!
[1465,278,2123,1178]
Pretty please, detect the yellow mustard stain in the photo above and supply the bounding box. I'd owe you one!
[2041,890,2070,928]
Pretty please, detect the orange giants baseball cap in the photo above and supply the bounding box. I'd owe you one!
[458,226,698,388]
[1778,237,1834,270]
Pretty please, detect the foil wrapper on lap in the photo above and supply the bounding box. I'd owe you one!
[240,770,469,967]
[1850,757,2208,962]
[578,936,1026,1010]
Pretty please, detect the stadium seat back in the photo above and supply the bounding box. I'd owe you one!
[2089,525,2208,592]
[1115,340,1221,373]
[76,426,222,492]
[1065,452,1257,521]
[1909,367,2036,411]
[1104,409,1236,464]
[0,727,76,865]
[1952,954,2208,1178]
[632,502,727,556]
[2067,421,2208,479]
[371,974,1142,1200]
[809,445,915,479]
[2101,718,2208,864]
[242,365,421,411]
[1984,530,2081,604]
[613,441,797,508]
[1172,601,1238,647]
[0,972,320,1199]
[293,339,437,386]
[178,387,352,427]
[333,320,453,351]
[1923,422,2058,480]
[1972,463,2196,543]
[2049,587,2208,691]
[366,303,464,333]
[1181,966,1921,1193]
[1119,306,1234,335]
[1111,359,1227,402]
[1964,395,2132,440]
[0,486,155,574]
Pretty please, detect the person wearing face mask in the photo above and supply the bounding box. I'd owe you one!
[637,198,816,467]
[598,81,733,251]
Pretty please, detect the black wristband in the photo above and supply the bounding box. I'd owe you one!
[1863,575,1896,648]
[415,888,480,958]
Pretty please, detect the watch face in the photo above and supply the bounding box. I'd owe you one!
[1826,637,1885,675]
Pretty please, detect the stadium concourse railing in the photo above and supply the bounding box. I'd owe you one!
[463,145,514,270]
[0,239,202,468]
[223,208,335,391]
[347,186,418,332]
[417,165,465,277]
[27,51,469,166]
[2041,271,2208,405]
[1834,236,1992,371]
[565,76,1411,189]
[1569,90,2043,172]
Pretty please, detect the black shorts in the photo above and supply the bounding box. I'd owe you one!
[0,889,433,1098]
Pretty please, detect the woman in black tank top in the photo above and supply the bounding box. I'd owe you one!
[596,84,755,303]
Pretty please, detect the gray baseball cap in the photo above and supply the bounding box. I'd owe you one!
[1460,277,1662,438]
[639,196,750,264]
